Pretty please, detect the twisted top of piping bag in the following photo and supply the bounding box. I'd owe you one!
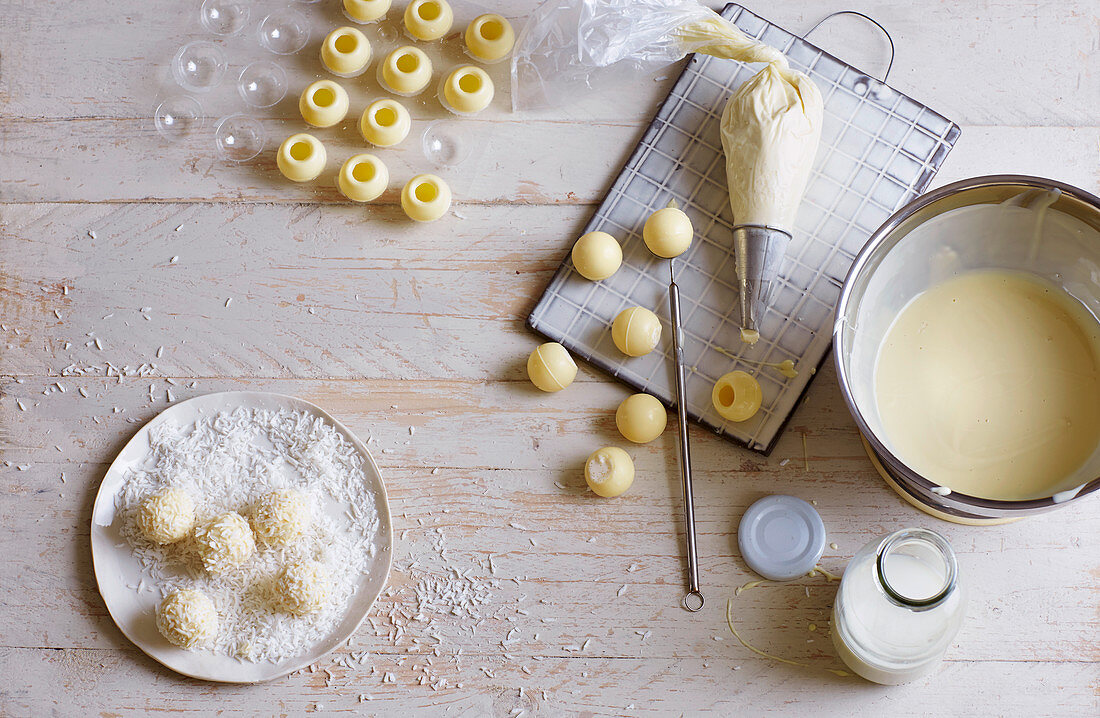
[721,62,824,230]
[511,1,788,110]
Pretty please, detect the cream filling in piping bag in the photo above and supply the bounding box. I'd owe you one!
[721,60,823,343]
[721,63,822,230]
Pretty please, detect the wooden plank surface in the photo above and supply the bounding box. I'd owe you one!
[1,0,1098,715]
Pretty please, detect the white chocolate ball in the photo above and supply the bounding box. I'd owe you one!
[584,447,635,498]
[712,370,763,422]
[137,487,195,545]
[643,207,693,258]
[276,561,332,615]
[251,489,310,545]
[156,589,218,649]
[571,231,622,281]
[194,512,256,574]
[527,342,577,392]
[612,307,662,357]
[615,393,667,444]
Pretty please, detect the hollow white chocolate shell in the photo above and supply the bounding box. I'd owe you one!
[277,133,327,182]
[712,370,762,422]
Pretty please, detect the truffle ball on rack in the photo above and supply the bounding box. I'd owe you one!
[712,370,763,422]
[571,231,622,281]
[612,306,663,357]
[643,206,693,258]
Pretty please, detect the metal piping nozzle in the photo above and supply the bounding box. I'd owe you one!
[733,224,791,340]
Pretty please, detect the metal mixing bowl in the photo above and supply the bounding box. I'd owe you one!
[834,175,1100,522]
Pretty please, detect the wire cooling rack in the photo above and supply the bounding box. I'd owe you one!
[527,3,960,454]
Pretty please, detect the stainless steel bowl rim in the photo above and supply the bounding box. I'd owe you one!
[833,174,1100,513]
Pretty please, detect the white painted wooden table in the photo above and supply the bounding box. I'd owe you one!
[1,1,1098,715]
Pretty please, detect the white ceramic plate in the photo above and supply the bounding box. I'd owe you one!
[90,391,393,683]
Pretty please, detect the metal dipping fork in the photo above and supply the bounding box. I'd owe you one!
[669,260,703,612]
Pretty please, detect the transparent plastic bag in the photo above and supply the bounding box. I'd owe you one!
[510,0,786,110]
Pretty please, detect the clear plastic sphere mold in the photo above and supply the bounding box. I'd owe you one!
[171,41,228,92]
[154,95,205,142]
[421,121,471,167]
[200,0,250,36]
[214,114,266,162]
[375,20,401,42]
[258,8,311,55]
[237,61,288,108]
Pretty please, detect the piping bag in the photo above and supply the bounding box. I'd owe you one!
[722,64,822,344]
[512,1,824,344]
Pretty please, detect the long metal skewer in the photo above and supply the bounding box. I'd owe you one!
[669,261,703,612]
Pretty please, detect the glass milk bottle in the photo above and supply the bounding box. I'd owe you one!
[832,528,967,684]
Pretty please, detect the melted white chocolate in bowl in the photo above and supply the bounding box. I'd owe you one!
[874,270,1100,501]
